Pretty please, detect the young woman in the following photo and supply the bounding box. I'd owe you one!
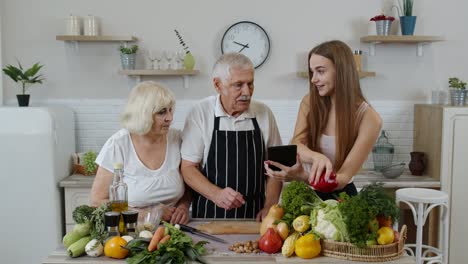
[265,40,382,200]
[90,81,191,224]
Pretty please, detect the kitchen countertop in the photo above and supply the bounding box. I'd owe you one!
[59,171,440,189]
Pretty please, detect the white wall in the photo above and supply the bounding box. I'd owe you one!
[0,2,4,105]
[2,0,467,102]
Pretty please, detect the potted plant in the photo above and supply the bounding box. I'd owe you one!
[174,29,195,70]
[448,77,467,106]
[119,44,138,70]
[2,61,44,107]
[393,0,416,35]
[370,14,395,36]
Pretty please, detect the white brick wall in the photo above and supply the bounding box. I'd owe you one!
[37,99,418,170]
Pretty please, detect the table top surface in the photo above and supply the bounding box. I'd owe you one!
[44,222,416,264]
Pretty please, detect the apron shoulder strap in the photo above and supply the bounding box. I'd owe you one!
[214,116,220,130]
[251,117,261,131]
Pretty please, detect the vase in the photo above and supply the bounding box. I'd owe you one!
[409,151,425,176]
[16,94,30,107]
[183,52,195,70]
[400,16,417,35]
[120,53,136,70]
[449,89,467,106]
[375,20,392,36]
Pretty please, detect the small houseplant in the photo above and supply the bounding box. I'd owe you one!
[393,0,416,35]
[174,29,195,70]
[119,44,138,70]
[2,61,44,106]
[370,14,395,36]
[74,151,98,175]
[448,77,467,106]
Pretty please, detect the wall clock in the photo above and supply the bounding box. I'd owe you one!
[221,21,271,69]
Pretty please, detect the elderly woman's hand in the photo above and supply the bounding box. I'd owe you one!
[170,205,190,225]
[264,154,308,182]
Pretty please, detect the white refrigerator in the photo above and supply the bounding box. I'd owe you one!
[0,107,75,264]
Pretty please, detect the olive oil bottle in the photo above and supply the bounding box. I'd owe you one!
[109,163,128,233]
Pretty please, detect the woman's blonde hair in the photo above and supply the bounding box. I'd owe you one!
[307,40,367,171]
[121,81,175,135]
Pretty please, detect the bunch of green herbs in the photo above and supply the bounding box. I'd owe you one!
[89,203,111,243]
[359,183,400,223]
[126,222,208,264]
[281,181,322,225]
[338,192,378,248]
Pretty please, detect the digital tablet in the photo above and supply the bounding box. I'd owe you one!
[267,145,297,171]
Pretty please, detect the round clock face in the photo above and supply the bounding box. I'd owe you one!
[221,21,271,68]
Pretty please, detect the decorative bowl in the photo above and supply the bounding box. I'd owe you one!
[381,163,405,179]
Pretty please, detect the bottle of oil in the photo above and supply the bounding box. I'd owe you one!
[109,163,128,233]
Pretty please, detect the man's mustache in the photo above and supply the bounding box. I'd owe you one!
[237,95,251,101]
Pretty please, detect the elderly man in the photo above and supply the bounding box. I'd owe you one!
[181,53,282,220]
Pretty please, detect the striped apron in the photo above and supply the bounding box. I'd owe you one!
[192,116,266,219]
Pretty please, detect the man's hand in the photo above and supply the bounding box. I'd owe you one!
[170,205,189,224]
[161,206,176,222]
[255,207,269,222]
[213,187,245,210]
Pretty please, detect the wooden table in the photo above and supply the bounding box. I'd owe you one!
[43,249,416,263]
[43,228,416,264]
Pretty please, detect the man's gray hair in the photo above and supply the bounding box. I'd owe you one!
[212,52,254,82]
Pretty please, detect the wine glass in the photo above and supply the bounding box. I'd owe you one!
[164,50,176,70]
[148,50,162,70]
[176,50,186,69]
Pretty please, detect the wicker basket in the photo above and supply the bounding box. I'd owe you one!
[321,225,407,262]
[73,164,97,176]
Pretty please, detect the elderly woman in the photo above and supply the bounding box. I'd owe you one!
[90,81,190,224]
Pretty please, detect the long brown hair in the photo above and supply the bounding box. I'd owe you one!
[307,40,366,171]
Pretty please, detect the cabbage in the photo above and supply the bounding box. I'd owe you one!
[310,200,349,242]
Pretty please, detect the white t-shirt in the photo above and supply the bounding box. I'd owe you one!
[181,95,282,165]
[95,128,184,208]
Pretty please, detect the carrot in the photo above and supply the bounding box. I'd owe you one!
[156,235,171,250]
[148,226,166,252]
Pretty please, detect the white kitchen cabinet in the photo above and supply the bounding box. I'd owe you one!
[414,104,468,264]
[59,175,94,233]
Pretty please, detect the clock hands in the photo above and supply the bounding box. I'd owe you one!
[233,41,249,53]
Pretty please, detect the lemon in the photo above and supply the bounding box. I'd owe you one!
[292,215,311,232]
[377,226,395,245]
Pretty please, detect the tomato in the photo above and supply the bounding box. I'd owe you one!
[393,230,400,243]
[104,236,129,259]
[258,228,283,254]
[377,215,392,228]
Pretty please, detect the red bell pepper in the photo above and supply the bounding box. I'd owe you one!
[310,170,338,193]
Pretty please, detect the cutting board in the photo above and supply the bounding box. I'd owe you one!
[196,221,260,234]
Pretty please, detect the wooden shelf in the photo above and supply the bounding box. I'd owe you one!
[360,35,443,43]
[360,35,443,56]
[119,69,199,76]
[297,71,376,79]
[119,69,200,88]
[56,35,137,42]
